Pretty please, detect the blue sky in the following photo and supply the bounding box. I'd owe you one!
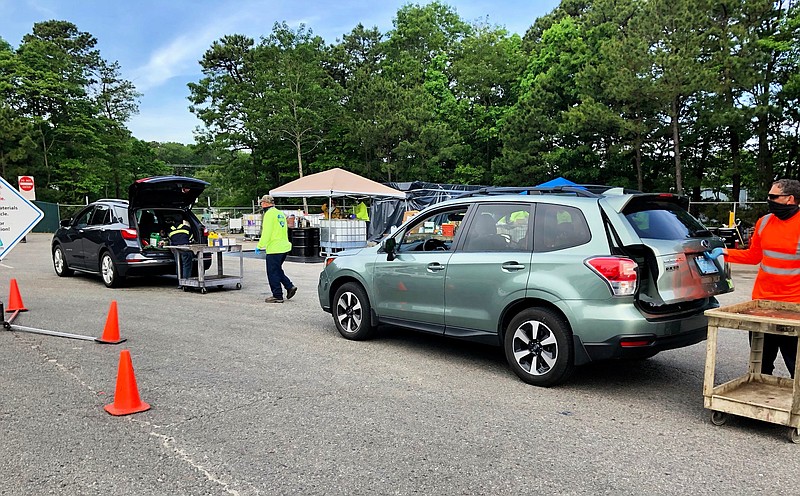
[1,0,560,144]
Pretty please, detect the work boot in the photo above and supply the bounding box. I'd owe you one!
[265,296,284,303]
[286,286,298,300]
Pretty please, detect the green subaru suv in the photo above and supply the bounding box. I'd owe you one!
[317,186,732,386]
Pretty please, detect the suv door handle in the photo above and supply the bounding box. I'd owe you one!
[427,262,446,272]
[502,261,525,271]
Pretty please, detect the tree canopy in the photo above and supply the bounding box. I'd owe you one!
[2,1,799,208]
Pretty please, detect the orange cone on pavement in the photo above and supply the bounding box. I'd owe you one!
[104,350,151,416]
[96,300,126,344]
[6,278,28,312]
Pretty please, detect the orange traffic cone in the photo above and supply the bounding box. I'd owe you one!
[104,350,151,416]
[96,300,126,344]
[6,278,28,312]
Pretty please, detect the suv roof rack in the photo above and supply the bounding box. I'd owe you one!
[454,184,642,199]
[95,199,128,203]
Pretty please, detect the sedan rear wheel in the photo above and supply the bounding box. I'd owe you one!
[53,245,73,276]
[333,282,375,340]
[100,252,123,288]
[504,308,573,387]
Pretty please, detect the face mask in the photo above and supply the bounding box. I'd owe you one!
[767,199,799,220]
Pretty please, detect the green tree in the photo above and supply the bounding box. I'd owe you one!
[259,22,342,184]
[378,2,472,181]
[633,0,716,195]
[1,21,140,202]
[755,0,800,187]
[189,33,268,201]
[496,16,589,185]
[328,24,392,179]
[0,102,36,179]
[450,23,525,183]
[190,25,342,208]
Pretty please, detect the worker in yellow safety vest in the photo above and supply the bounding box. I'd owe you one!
[255,195,296,303]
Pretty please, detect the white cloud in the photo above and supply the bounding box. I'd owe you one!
[130,12,244,91]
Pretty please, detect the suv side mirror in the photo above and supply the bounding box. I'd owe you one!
[383,238,397,261]
[60,219,72,228]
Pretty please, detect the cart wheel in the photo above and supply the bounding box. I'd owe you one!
[236,283,242,289]
[710,411,728,426]
[201,288,208,294]
[183,286,189,292]
[789,428,800,444]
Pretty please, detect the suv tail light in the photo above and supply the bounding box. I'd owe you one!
[121,228,138,240]
[585,257,638,296]
[203,226,209,237]
[620,337,655,347]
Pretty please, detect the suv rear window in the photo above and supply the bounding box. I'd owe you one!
[624,201,707,240]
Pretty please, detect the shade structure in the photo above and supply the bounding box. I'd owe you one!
[536,177,580,188]
[269,168,406,199]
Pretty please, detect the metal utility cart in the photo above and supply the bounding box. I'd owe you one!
[168,244,243,294]
[703,300,800,443]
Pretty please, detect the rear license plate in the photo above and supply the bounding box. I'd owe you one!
[695,256,719,275]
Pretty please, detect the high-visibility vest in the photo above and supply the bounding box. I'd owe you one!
[727,212,800,302]
[168,223,192,245]
[257,207,292,254]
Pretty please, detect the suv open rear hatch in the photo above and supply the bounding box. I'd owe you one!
[600,193,732,308]
[128,176,209,210]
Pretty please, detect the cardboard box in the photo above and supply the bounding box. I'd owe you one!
[403,210,419,223]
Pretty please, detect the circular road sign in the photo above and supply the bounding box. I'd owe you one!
[19,176,34,192]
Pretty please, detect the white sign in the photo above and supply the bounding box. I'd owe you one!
[18,175,35,200]
[0,176,44,260]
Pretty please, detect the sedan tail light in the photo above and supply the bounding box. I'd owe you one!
[585,257,638,296]
[121,228,138,240]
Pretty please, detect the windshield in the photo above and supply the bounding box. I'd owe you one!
[624,202,708,240]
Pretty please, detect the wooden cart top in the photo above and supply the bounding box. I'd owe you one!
[705,300,800,335]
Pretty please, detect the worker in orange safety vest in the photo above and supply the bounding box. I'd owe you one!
[707,179,800,378]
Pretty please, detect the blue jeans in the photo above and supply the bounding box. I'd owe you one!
[265,252,293,299]
[175,250,193,280]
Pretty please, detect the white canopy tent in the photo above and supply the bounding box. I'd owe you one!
[269,168,406,247]
[269,167,406,199]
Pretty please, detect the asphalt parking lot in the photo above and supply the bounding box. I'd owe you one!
[1,234,798,495]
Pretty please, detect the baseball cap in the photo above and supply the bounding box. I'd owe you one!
[259,195,274,204]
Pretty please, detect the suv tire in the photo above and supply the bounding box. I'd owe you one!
[100,252,123,288]
[504,308,574,387]
[333,282,375,340]
[52,245,74,277]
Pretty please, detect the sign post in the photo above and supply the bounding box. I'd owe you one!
[0,176,44,260]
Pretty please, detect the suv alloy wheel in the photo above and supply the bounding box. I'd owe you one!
[504,308,574,387]
[100,252,122,288]
[52,245,73,277]
[333,282,375,340]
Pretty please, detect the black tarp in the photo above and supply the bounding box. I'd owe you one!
[369,181,484,240]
